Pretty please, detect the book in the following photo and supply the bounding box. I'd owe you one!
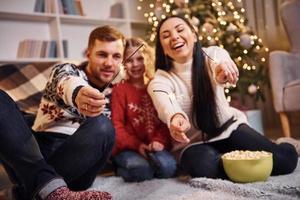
[62,40,68,58]
[110,2,124,18]
[75,0,84,16]
[34,0,45,13]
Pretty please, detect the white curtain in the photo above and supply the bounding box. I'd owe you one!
[242,0,290,50]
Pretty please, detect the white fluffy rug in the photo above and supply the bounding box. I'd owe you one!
[91,159,300,200]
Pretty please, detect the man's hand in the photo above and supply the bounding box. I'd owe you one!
[170,114,190,143]
[215,60,239,85]
[75,86,106,117]
[149,141,164,152]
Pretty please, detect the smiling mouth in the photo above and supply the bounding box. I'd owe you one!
[131,69,143,74]
[172,42,185,50]
[101,70,114,76]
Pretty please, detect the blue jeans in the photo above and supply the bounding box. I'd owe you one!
[0,90,115,199]
[113,150,177,182]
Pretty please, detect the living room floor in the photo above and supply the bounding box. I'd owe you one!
[0,125,299,199]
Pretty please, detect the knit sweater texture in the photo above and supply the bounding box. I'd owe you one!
[32,63,112,135]
[111,81,172,155]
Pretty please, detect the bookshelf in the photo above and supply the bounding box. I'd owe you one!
[0,0,147,64]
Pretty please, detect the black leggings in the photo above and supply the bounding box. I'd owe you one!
[179,124,298,178]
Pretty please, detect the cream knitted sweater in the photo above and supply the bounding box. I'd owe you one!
[147,46,248,155]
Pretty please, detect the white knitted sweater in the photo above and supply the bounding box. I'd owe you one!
[147,46,248,155]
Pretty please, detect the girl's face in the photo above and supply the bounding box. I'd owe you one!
[124,48,145,81]
[159,17,197,63]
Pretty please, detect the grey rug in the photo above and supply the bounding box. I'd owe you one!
[91,159,300,200]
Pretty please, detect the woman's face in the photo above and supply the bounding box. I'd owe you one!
[159,17,197,63]
[124,48,145,81]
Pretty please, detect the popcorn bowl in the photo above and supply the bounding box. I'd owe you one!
[221,150,273,183]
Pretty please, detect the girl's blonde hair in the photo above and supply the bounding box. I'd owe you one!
[125,37,155,83]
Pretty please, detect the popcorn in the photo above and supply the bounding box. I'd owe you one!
[222,150,271,160]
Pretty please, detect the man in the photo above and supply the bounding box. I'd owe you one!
[0,25,125,200]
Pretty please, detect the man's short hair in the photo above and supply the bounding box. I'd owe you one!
[88,25,126,50]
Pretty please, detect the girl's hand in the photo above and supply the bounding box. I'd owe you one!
[138,143,152,158]
[215,60,239,85]
[149,141,164,152]
[170,114,190,143]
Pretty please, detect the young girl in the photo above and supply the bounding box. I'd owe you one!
[147,15,298,179]
[111,38,176,182]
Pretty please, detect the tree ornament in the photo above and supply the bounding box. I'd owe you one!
[208,38,216,45]
[226,35,235,44]
[154,0,163,19]
[190,16,200,32]
[248,84,257,94]
[154,8,163,19]
[240,33,253,49]
[191,16,200,27]
[226,23,238,32]
[175,0,188,8]
[202,22,214,35]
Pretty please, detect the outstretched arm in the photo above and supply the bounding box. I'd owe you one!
[203,46,239,85]
[147,72,190,143]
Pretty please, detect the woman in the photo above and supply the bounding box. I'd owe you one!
[147,15,298,179]
[111,37,176,182]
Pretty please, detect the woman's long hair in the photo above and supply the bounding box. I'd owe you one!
[155,15,233,139]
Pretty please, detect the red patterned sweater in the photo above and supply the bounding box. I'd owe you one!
[111,81,172,155]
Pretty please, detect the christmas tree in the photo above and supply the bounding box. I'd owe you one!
[137,0,269,109]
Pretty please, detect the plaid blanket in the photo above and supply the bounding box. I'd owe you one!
[0,63,53,114]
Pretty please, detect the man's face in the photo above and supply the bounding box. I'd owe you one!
[86,39,124,87]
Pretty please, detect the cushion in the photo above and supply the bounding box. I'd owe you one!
[283,79,300,111]
[0,63,53,114]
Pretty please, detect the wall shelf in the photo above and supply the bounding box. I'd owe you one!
[0,0,148,64]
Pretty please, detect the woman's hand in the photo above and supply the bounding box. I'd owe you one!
[75,86,106,117]
[149,141,165,152]
[215,60,239,85]
[170,114,190,143]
